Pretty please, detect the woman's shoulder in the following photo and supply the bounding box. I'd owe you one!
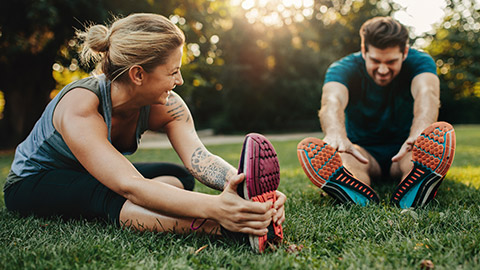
[66,75,104,94]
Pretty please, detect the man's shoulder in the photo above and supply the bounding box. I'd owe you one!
[402,48,437,75]
[332,51,363,66]
[324,52,365,86]
[327,51,364,75]
[406,47,433,60]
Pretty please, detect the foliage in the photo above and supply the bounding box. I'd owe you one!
[0,125,480,269]
[177,0,396,133]
[423,0,480,124]
[0,0,178,149]
[1,0,480,150]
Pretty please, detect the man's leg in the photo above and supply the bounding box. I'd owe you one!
[297,138,380,205]
[390,150,413,180]
[340,145,382,186]
[391,122,456,208]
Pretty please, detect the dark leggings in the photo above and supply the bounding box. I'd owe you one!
[4,162,195,226]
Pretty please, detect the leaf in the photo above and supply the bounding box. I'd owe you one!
[420,259,434,269]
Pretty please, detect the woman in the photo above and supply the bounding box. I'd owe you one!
[3,13,285,252]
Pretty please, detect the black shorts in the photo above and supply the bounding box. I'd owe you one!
[4,162,195,226]
[360,143,403,179]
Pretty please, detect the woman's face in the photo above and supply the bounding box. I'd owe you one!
[142,45,184,105]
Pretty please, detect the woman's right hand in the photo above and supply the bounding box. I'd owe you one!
[212,173,275,236]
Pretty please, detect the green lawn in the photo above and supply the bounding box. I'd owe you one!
[0,125,479,269]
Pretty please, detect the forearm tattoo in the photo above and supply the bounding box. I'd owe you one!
[189,147,234,191]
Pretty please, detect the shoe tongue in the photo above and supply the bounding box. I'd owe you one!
[237,181,245,198]
[266,223,276,241]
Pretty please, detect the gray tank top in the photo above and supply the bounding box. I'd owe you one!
[5,74,151,190]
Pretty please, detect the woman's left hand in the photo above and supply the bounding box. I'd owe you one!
[273,191,286,225]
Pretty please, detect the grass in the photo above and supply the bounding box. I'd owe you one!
[0,125,479,269]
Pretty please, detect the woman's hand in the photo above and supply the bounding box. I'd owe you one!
[212,174,276,236]
[273,190,286,226]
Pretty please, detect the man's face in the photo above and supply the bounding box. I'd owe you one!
[362,45,408,86]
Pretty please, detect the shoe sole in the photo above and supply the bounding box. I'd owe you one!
[238,133,283,252]
[297,137,379,205]
[391,122,456,208]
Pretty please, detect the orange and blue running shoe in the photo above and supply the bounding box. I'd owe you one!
[297,137,379,206]
[391,122,456,208]
[237,133,283,252]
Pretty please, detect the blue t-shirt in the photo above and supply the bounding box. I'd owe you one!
[323,48,437,145]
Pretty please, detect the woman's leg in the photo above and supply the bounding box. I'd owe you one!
[119,199,220,234]
[120,162,219,234]
[4,169,127,225]
[133,162,195,190]
[5,163,218,234]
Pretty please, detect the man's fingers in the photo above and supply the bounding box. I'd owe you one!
[392,142,413,162]
[351,148,369,164]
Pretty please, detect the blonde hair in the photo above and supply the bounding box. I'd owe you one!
[77,13,185,82]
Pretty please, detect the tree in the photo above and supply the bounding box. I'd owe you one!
[423,0,480,123]
[0,0,178,149]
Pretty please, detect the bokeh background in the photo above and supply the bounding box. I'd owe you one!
[0,0,479,149]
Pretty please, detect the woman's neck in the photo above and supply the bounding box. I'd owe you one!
[110,81,142,116]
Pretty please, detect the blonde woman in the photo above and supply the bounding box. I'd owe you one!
[4,13,285,252]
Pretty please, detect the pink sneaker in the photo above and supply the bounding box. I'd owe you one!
[238,133,283,252]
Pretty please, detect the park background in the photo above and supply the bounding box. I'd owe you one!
[0,0,479,149]
[1,0,480,269]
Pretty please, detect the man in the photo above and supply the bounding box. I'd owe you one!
[297,17,456,208]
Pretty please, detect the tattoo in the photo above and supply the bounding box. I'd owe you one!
[166,94,190,122]
[165,95,178,106]
[167,105,185,121]
[189,147,230,190]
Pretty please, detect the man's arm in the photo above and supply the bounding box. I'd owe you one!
[392,72,440,161]
[320,82,368,163]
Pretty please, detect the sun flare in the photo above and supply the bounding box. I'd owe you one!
[231,0,317,27]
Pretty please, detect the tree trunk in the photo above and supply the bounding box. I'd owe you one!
[0,52,55,150]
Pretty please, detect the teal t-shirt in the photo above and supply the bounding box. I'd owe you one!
[323,48,437,145]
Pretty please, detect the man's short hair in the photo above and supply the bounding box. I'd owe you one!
[359,17,409,53]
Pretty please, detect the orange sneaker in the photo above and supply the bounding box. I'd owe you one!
[391,122,456,208]
[297,137,379,205]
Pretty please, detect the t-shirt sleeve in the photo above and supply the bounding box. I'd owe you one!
[404,49,438,80]
[323,54,359,89]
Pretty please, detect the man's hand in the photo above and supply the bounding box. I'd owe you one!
[392,136,416,162]
[324,135,369,164]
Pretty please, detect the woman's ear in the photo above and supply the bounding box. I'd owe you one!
[128,65,144,85]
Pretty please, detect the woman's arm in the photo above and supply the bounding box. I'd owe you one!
[148,92,237,191]
[53,88,274,234]
[149,92,286,225]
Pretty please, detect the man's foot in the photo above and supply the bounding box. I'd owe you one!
[297,137,379,206]
[391,122,456,208]
[237,133,283,253]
